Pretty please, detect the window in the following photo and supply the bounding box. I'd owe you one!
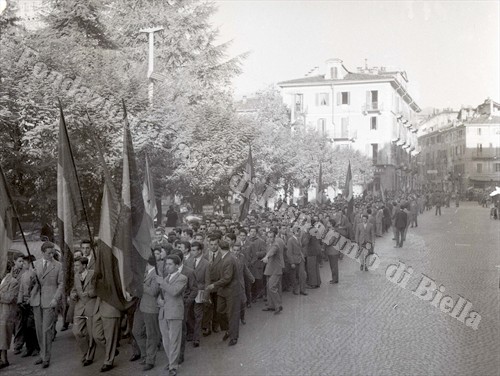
[317,118,326,135]
[476,163,482,173]
[338,91,350,105]
[372,144,378,164]
[495,164,500,172]
[294,94,303,112]
[477,128,481,135]
[370,116,377,130]
[316,93,329,106]
[341,117,349,138]
[366,90,379,110]
[331,67,338,79]
[477,143,483,155]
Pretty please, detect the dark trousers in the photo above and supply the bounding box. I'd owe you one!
[435,206,441,215]
[216,294,240,341]
[327,255,339,282]
[132,310,160,366]
[19,304,39,354]
[192,302,205,342]
[208,292,219,331]
[291,261,307,293]
[251,279,265,301]
[395,228,405,247]
[13,305,24,351]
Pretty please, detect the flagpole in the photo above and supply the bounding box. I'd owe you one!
[57,99,96,258]
[0,164,40,289]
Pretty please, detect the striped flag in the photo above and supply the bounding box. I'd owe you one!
[99,101,150,309]
[0,165,15,279]
[57,104,83,295]
[142,154,157,232]
[239,145,254,222]
[344,161,354,217]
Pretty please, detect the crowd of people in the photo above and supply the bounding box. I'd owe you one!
[0,189,448,374]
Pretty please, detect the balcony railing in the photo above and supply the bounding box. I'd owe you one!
[362,102,383,114]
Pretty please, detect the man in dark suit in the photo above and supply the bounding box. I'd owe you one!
[262,228,285,314]
[286,226,307,295]
[355,215,376,271]
[30,242,63,369]
[131,256,160,371]
[157,254,187,376]
[71,257,97,367]
[205,240,240,346]
[393,205,408,248]
[190,242,209,347]
[204,236,222,336]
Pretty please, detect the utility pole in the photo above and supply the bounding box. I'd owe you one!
[139,26,164,106]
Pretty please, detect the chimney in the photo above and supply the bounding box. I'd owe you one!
[325,58,345,79]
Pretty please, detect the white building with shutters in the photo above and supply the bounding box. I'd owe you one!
[278,58,422,191]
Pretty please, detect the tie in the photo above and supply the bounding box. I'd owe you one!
[42,261,47,274]
[211,253,215,262]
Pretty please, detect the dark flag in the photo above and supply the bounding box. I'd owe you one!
[317,162,323,204]
[57,104,83,295]
[0,165,15,279]
[239,145,254,222]
[96,102,151,311]
[345,161,354,217]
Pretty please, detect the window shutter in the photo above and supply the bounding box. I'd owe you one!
[347,92,350,105]
[337,92,341,105]
[325,93,329,106]
[366,91,371,105]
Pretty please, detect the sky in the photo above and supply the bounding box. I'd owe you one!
[211,0,500,110]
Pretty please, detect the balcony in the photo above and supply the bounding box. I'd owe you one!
[362,102,383,115]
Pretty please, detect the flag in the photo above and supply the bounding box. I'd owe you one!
[57,104,83,295]
[380,182,386,203]
[99,101,151,310]
[0,165,15,279]
[142,154,157,233]
[317,162,323,204]
[344,161,354,217]
[239,145,254,222]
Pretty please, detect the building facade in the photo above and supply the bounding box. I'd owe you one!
[278,58,421,191]
[418,99,500,193]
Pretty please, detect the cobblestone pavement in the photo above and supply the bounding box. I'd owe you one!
[3,201,499,376]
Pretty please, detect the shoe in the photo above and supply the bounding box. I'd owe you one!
[178,356,184,365]
[360,265,364,270]
[42,361,50,368]
[246,302,251,308]
[241,319,246,325]
[329,280,335,284]
[61,325,69,332]
[35,358,43,365]
[115,349,120,357]
[169,369,177,376]
[202,329,211,337]
[300,291,308,296]
[129,354,141,362]
[143,364,154,371]
[0,361,10,369]
[228,339,238,346]
[212,326,220,333]
[100,364,114,372]
[193,341,200,348]
[14,349,22,355]
[164,364,170,371]
[262,307,275,312]
[292,291,299,295]
[274,306,283,315]
[21,351,33,358]
[83,359,93,367]
[32,350,40,357]
[139,358,146,365]
[364,266,368,271]
[222,332,229,341]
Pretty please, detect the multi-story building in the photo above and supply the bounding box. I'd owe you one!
[418,99,500,193]
[278,58,422,191]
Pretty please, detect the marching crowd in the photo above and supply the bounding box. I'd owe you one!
[0,191,444,375]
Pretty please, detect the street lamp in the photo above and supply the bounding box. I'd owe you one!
[139,26,164,106]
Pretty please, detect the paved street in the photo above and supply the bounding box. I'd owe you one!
[3,201,499,376]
